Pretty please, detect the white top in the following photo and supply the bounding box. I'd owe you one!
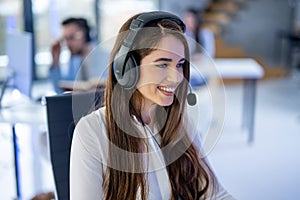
[70,107,235,200]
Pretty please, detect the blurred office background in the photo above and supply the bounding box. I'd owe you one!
[0,0,300,199]
[1,0,300,81]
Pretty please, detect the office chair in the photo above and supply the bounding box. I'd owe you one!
[45,90,104,200]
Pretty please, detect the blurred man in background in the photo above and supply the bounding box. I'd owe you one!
[49,17,108,93]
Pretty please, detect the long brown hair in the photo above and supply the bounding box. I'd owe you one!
[103,12,217,200]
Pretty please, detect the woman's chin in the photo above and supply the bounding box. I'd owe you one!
[158,97,174,107]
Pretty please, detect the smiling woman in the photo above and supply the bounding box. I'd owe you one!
[69,11,235,200]
[137,35,185,109]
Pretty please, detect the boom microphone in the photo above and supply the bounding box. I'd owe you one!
[187,85,197,106]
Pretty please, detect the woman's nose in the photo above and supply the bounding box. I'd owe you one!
[166,67,183,83]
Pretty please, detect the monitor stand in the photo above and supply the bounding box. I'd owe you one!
[0,78,9,109]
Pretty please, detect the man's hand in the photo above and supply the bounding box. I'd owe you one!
[51,40,61,67]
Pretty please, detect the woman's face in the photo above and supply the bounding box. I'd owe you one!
[137,35,185,108]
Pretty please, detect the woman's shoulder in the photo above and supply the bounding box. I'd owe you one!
[72,106,109,164]
[75,106,107,135]
[79,106,105,121]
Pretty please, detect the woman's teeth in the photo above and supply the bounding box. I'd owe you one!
[158,86,175,93]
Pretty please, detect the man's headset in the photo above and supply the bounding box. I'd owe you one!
[112,11,196,106]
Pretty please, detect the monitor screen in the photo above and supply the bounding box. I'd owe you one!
[5,31,32,98]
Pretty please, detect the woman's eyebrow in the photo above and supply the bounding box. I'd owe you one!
[153,58,186,63]
[153,58,172,62]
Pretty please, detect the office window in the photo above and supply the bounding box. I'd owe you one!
[99,0,158,44]
[33,0,96,79]
[33,0,159,79]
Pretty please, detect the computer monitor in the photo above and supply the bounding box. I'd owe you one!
[0,32,33,107]
[6,31,32,97]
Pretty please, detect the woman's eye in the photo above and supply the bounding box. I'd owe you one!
[156,63,168,68]
[177,62,185,68]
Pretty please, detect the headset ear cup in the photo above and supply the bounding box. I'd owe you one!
[122,55,139,89]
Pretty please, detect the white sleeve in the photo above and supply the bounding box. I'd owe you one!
[70,117,104,200]
[214,184,236,200]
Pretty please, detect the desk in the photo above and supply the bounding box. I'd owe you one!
[0,98,46,199]
[214,58,264,143]
[192,58,264,144]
